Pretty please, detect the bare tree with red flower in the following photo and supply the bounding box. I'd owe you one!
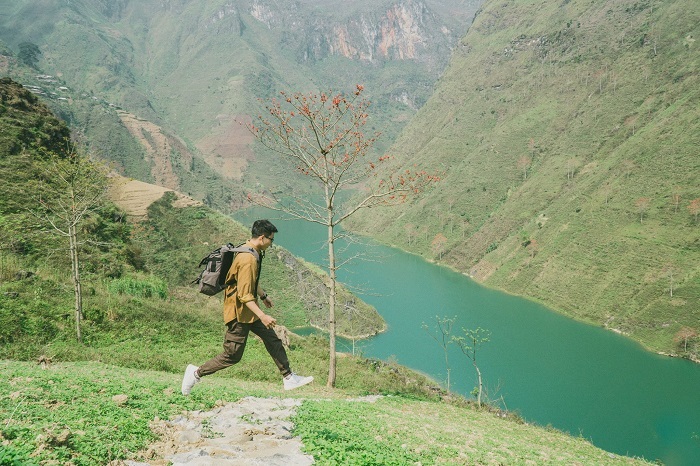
[246,85,439,387]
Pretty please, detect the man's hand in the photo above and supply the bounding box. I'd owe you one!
[260,313,277,328]
[262,296,273,308]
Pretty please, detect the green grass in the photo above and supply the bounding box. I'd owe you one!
[107,274,167,299]
[0,4,691,463]
[292,397,652,465]
[0,361,653,465]
[0,361,249,466]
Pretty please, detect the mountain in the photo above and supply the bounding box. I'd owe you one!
[348,0,700,359]
[2,0,696,360]
[0,0,481,210]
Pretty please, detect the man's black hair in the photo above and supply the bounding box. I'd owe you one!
[251,219,278,238]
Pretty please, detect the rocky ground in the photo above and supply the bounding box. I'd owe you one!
[122,396,315,466]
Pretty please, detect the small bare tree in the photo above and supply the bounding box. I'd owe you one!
[662,263,678,298]
[671,187,682,213]
[431,233,448,261]
[566,158,580,180]
[33,144,109,342]
[453,327,490,407]
[404,223,416,246]
[422,315,456,392]
[246,86,438,387]
[517,155,532,181]
[674,327,698,353]
[688,198,700,223]
[636,197,651,223]
[602,182,614,205]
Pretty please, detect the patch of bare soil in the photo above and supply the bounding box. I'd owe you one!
[470,259,497,282]
[117,110,185,190]
[195,114,255,180]
[109,175,201,221]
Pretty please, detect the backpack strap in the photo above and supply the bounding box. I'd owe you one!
[230,246,260,261]
[225,246,263,294]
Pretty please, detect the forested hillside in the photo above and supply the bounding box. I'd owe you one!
[349,0,700,360]
[1,0,697,361]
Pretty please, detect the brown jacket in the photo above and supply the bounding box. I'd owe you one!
[223,241,261,324]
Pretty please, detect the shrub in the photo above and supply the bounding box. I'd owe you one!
[107,275,167,299]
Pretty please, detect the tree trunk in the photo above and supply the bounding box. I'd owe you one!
[69,222,82,342]
[327,220,337,387]
[474,362,483,407]
[326,182,337,388]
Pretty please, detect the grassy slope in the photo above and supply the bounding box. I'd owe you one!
[0,78,650,466]
[348,0,700,359]
[0,361,652,465]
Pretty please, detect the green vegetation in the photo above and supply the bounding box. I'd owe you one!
[349,0,700,360]
[0,361,653,466]
[1,0,696,461]
[0,76,653,466]
[292,397,650,465]
[107,274,168,299]
[0,76,383,360]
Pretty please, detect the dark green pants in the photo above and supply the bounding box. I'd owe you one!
[198,319,291,378]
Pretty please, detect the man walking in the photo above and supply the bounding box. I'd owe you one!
[181,219,313,394]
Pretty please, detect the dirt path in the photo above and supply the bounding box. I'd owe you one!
[122,397,314,466]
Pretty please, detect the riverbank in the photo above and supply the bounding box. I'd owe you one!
[385,239,700,365]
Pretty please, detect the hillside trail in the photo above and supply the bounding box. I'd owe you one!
[121,396,313,466]
[118,395,381,466]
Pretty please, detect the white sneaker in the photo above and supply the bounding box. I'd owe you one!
[283,372,314,391]
[181,364,200,395]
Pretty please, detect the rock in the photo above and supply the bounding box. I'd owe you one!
[15,270,34,280]
[37,355,52,369]
[178,429,201,444]
[143,397,314,465]
[48,428,71,446]
[112,394,128,405]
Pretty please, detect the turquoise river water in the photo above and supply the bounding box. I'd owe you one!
[235,210,700,465]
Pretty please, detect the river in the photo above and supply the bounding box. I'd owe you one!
[234,210,700,465]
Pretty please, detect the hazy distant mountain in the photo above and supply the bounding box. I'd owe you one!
[0,0,482,210]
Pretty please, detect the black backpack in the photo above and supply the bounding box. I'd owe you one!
[194,243,260,296]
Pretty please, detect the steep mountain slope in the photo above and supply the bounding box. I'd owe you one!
[0,0,481,210]
[349,0,700,359]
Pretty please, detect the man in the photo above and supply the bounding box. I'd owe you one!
[181,219,313,395]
